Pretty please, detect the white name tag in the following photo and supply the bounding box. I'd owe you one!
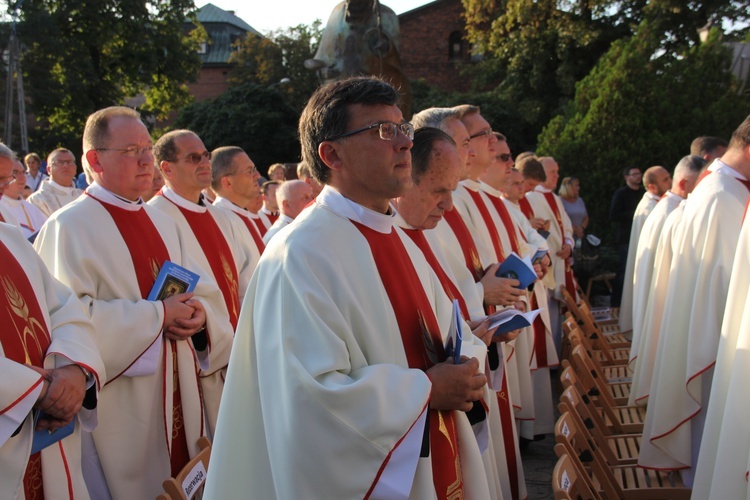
[562,422,570,438]
[561,470,571,491]
[181,462,207,498]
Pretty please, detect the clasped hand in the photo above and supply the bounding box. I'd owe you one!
[30,364,86,432]
[163,292,207,341]
[426,357,486,412]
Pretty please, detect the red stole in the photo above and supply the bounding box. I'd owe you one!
[518,197,534,220]
[352,221,464,500]
[485,193,521,254]
[0,213,4,223]
[466,189,505,261]
[90,195,190,476]
[442,208,483,283]
[251,217,268,237]
[266,212,279,224]
[237,215,266,254]
[403,228,471,319]
[0,240,52,499]
[542,192,577,299]
[530,292,552,369]
[495,355,521,500]
[166,199,240,330]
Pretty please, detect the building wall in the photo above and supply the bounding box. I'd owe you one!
[398,0,472,92]
[187,65,234,103]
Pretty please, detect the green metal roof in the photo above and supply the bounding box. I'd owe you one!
[195,3,261,37]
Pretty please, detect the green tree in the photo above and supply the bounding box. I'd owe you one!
[229,22,323,111]
[173,82,299,174]
[16,0,204,152]
[537,23,750,240]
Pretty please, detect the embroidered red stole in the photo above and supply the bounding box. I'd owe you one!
[352,221,464,500]
[251,217,268,237]
[518,197,534,220]
[0,241,52,499]
[90,195,190,476]
[495,354,521,500]
[442,208,483,283]
[166,200,240,330]
[542,192,577,299]
[237,215,266,254]
[403,228,470,319]
[466,189,505,261]
[485,193,521,254]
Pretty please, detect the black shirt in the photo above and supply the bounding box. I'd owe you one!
[610,185,645,245]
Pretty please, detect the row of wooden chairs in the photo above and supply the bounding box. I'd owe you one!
[552,307,691,499]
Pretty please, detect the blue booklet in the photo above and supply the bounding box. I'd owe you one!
[531,249,547,264]
[31,412,75,454]
[488,308,543,336]
[444,299,463,364]
[147,261,200,301]
[495,252,538,289]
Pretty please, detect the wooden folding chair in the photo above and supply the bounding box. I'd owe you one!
[562,288,630,348]
[563,318,632,380]
[552,452,600,500]
[555,412,691,499]
[157,436,212,500]
[559,385,640,466]
[559,365,643,435]
[570,344,632,406]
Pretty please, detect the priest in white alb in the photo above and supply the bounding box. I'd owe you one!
[262,179,313,244]
[35,107,227,499]
[27,148,84,217]
[638,116,750,486]
[618,165,672,333]
[627,156,703,374]
[0,143,103,500]
[1,161,47,238]
[206,78,491,499]
[150,130,258,437]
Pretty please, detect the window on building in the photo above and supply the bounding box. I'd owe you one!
[449,31,463,60]
[198,42,207,54]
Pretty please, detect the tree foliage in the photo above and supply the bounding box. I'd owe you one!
[229,22,323,111]
[537,23,750,240]
[15,0,204,153]
[462,0,750,144]
[173,82,299,174]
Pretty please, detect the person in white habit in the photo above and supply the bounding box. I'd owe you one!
[262,179,313,244]
[28,148,84,217]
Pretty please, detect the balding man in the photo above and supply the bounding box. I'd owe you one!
[28,148,84,217]
[210,146,266,256]
[0,160,47,239]
[618,165,672,333]
[627,157,704,387]
[0,148,20,226]
[150,129,256,436]
[262,179,312,244]
[639,115,750,486]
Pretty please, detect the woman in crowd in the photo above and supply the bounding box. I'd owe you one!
[559,176,588,239]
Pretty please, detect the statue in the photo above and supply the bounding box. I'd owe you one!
[305,0,412,118]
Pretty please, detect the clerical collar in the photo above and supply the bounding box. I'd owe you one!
[48,179,76,192]
[1,194,23,206]
[645,191,661,202]
[460,179,482,191]
[664,190,683,202]
[710,159,748,181]
[86,183,143,210]
[534,185,553,193]
[161,186,207,213]
[478,181,503,198]
[318,185,394,234]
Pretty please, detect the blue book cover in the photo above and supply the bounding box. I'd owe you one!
[147,261,200,301]
[31,412,75,454]
[532,249,547,264]
[495,252,538,289]
[444,299,463,364]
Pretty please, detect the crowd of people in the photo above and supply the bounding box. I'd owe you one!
[1,75,749,499]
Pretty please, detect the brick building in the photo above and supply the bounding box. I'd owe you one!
[187,3,261,102]
[398,0,473,92]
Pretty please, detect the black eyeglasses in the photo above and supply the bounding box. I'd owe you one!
[179,151,212,164]
[469,128,492,140]
[497,153,513,162]
[323,121,414,142]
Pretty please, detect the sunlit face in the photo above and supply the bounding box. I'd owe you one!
[264,183,280,212]
[480,139,514,189]
[393,140,460,230]
[269,168,286,182]
[162,133,212,198]
[523,177,541,194]
[5,161,26,199]
[502,170,525,204]
[142,166,164,202]
[441,118,475,180]
[323,103,413,212]
[87,116,154,201]
[542,158,559,190]
[283,182,313,218]
[48,151,77,187]
[227,152,261,207]
[652,167,672,196]
[461,112,496,177]
[0,157,13,196]
[25,156,40,174]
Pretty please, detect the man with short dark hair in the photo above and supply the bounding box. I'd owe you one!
[150,129,257,437]
[208,78,491,498]
[690,135,728,162]
[260,180,281,223]
[610,166,645,307]
[28,148,83,217]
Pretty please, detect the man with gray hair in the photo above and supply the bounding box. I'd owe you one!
[28,148,84,217]
[262,179,312,244]
[627,155,704,399]
[0,143,21,227]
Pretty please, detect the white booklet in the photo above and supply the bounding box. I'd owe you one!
[488,308,543,335]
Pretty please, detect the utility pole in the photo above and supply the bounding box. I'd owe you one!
[4,0,28,152]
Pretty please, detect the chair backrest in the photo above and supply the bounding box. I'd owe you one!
[552,452,600,500]
[570,345,617,408]
[160,436,212,500]
[555,411,623,499]
[559,383,615,438]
